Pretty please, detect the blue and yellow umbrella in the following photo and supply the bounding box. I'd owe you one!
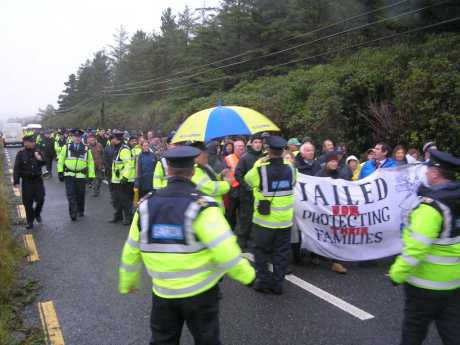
[172,105,280,143]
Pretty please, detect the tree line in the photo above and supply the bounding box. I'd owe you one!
[42,0,460,155]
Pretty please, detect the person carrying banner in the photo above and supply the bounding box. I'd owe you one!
[389,149,460,345]
[245,135,296,295]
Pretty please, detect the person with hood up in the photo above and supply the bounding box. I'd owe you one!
[346,155,361,181]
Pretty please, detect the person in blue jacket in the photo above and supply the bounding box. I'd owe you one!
[359,142,397,179]
[134,141,157,198]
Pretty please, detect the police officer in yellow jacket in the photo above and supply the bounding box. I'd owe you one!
[190,142,231,209]
[152,134,175,190]
[119,146,255,345]
[245,136,296,295]
[389,150,460,345]
[153,157,169,190]
[109,131,135,225]
[57,129,95,221]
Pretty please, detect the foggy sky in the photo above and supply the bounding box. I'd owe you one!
[0,0,220,120]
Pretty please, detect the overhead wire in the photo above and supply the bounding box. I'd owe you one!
[104,0,412,90]
[55,96,99,113]
[105,0,447,94]
[105,16,460,98]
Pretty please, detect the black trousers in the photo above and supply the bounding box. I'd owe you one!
[401,284,460,345]
[45,157,53,175]
[112,182,134,220]
[236,193,253,248]
[21,178,45,225]
[225,189,239,229]
[253,224,291,288]
[150,285,221,345]
[64,176,86,218]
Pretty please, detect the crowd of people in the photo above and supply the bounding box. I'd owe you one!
[14,127,437,267]
[11,126,460,345]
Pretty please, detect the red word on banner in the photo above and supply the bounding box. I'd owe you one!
[331,227,369,235]
[332,205,359,216]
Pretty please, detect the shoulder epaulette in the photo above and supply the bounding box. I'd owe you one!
[137,191,155,206]
[420,197,434,204]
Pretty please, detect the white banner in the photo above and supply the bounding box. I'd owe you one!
[295,164,427,261]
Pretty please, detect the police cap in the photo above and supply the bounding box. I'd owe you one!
[427,150,460,171]
[266,135,287,150]
[163,146,201,168]
[70,129,84,136]
[22,135,35,142]
[188,141,207,151]
[111,130,124,140]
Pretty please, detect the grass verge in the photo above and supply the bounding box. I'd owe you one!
[0,145,43,345]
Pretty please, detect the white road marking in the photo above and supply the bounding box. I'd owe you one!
[242,252,375,321]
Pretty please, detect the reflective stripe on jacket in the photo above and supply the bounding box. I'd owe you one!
[118,179,255,298]
[57,143,95,179]
[112,145,134,183]
[390,199,460,290]
[192,164,230,209]
[153,158,168,189]
[244,157,296,229]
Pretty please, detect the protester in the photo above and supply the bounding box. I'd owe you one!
[295,142,321,176]
[287,138,301,156]
[223,140,234,156]
[316,151,352,180]
[315,151,349,274]
[293,142,320,264]
[134,141,156,198]
[318,139,335,166]
[337,148,353,180]
[234,135,264,249]
[422,141,437,162]
[392,145,408,166]
[361,148,375,165]
[407,148,420,161]
[359,142,397,179]
[346,155,361,181]
[207,140,226,173]
[38,130,55,178]
[224,139,246,228]
[87,134,104,197]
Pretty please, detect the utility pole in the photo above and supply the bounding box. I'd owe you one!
[100,91,105,128]
[196,0,218,25]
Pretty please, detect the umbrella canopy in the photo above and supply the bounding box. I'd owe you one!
[172,106,280,143]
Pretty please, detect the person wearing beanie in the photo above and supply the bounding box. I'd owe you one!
[315,151,350,274]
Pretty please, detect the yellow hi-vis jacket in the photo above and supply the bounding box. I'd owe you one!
[153,158,168,189]
[112,144,135,183]
[192,164,230,208]
[390,198,460,290]
[244,157,296,229]
[57,143,95,179]
[118,194,255,298]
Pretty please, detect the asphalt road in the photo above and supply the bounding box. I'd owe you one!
[7,147,444,345]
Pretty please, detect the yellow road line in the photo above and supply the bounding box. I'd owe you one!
[38,301,65,345]
[23,234,40,262]
[17,204,26,220]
